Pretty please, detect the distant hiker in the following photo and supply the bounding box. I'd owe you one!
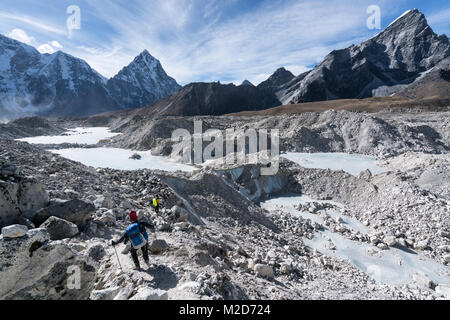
[152,196,161,214]
[111,211,155,270]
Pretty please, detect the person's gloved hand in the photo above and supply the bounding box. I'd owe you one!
[111,240,117,246]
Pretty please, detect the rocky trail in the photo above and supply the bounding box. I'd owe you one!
[0,109,449,300]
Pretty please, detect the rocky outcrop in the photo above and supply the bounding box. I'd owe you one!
[40,216,79,240]
[0,162,49,228]
[0,228,97,299]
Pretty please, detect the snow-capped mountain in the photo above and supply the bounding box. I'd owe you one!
[0,35,180,119]
[106,50,181,110]
[265,9,450,104]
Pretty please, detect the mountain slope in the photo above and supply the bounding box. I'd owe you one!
[0,35,180,120]
[395,56,450,99]
[266,9,449,105]
[0,34,115,118]
[140,82,280,117]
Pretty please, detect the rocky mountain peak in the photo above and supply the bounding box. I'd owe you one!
[267,9,449,104]
[106,50,181,110]
[257,67,295,91]
[240,80,254,86]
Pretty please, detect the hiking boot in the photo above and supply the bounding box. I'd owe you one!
[133,265,141,271]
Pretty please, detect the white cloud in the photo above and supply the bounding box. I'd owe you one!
[6,28,35,45]
[5,28,64,55]
[1,0,400,84]
[79,0,374,84]
[50,41,63,49]
[0,11,66,35]
[37,43,56,54]
[37,41,63,54]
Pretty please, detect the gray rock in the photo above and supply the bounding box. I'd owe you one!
[0,177,48,228]
[34,199,95,226]
[0,228,96,299]
[88,244,106,261]
[443,254,450,264]
[113,283,135,300]
[129,153,142,160]
[41,216,79,240]
[383,236,398,247]
[93,195,114,209]
[149,239,169,254]
[254,264,274,278]
[170,205,189,222]
[414,239,429,250]
[129,287,168,300]
[1,224,28,238]
[90,287,121,300]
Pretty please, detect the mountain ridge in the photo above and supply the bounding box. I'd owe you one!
[0,35,180,119]
[261,9,449,105]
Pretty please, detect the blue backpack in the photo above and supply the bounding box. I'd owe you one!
[126,223,149,249]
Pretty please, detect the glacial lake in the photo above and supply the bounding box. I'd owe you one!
[281,152,386,176]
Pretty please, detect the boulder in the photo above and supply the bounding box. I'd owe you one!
[149,239,169,254]
[129,153,142,160]
[280,263,292,274]
[41,216,79,240]
[443,254,450,264]
[34,199,95,226]
[93,196,114,209]
[358,169,372,181]
[1,224,28,238]
[170,205,189,222]
[96,210,116,225]
[0,177,48,228]
[113,283,135,300]
[0,228,97,299]
[254,264,274,278]
[414,239,429,250]
[383,235,398,247]
[130,287,168,300]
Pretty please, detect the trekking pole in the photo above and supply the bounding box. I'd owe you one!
[113,245,124,273]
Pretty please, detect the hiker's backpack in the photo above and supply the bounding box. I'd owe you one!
[125,223,149,249]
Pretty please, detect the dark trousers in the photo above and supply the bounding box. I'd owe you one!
[130,243,149,268]
[155,205,159,214]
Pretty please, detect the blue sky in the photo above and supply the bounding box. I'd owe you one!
[0,0,449,85]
